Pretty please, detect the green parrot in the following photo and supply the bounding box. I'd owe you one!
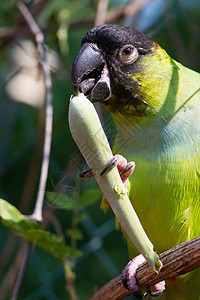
[71,24,200,299]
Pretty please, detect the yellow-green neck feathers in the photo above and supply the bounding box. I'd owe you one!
[106,44,200,127]
[107,45,200,161]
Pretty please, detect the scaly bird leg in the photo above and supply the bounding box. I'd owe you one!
[122,254,165,299]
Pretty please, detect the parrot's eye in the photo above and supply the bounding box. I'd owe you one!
[117,45,138,65]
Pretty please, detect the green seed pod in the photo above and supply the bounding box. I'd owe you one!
[69,93,162,272]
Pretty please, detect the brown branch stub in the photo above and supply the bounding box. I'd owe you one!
[88,236,200,300]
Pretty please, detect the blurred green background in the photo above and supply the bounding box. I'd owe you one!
[0,0,200,299]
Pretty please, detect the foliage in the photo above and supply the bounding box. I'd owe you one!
[0,199,81,261]
[46,188,102,211]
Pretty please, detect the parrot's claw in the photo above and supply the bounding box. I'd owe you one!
[132,288,162,299]
[122,254,165,299]
[132,290,148,299]
[146,287,163,297]
[79,168,93,179]
[100,156,117,175]
[79,154,135,186]
[100,154,135,185]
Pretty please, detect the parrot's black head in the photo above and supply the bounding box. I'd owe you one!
[71,24,156,114]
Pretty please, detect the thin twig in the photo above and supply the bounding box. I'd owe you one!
[1,0,152,45]
[11,242,32,300]
[95,0,109,26]
[15,0,53,222]
[0,242,26,300]
[18,0,49,25]
[88,236,200,300]
[0,233,18,276]
[42,211,65,238]
[9,2,53,299]
[105,0,152,22]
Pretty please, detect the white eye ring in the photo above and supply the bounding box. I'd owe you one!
[117,44,138,65]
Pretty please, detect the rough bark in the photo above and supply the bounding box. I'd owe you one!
[88,236,200,300]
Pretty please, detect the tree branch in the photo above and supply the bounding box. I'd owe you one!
[95,0,109,26]
[88,236,200,300]
[11,242,32,300]
[9,2,53,299]
[0,0,152,45]
[105,0,152,23]
[18,0,49,25]
[15,0,53,222]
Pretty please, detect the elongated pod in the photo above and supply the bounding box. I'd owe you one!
[69,93,162,272]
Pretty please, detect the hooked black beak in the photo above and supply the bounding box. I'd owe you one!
[71,43,112,102]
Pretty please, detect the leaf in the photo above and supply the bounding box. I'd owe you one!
[0,198,24,223]
[45,191,76,210]
[78,188,102,208]
[46,188,101,210]
[0,199,81,262]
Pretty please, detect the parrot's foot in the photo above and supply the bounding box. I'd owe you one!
[122,254,165,299]
[100,154,135,185]
[79,154,135,186]
[79,168,93,179]
[80,154,135,185]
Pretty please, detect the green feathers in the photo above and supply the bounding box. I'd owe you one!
[72,24,200,299]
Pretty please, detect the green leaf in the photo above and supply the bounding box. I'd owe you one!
[79,188,102,208]
[45,191,76,210]
[0,199,81,262]
[46,188,101,210]
[0,198,24,223]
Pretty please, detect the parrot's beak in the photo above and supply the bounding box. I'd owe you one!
[71,43,112,102]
